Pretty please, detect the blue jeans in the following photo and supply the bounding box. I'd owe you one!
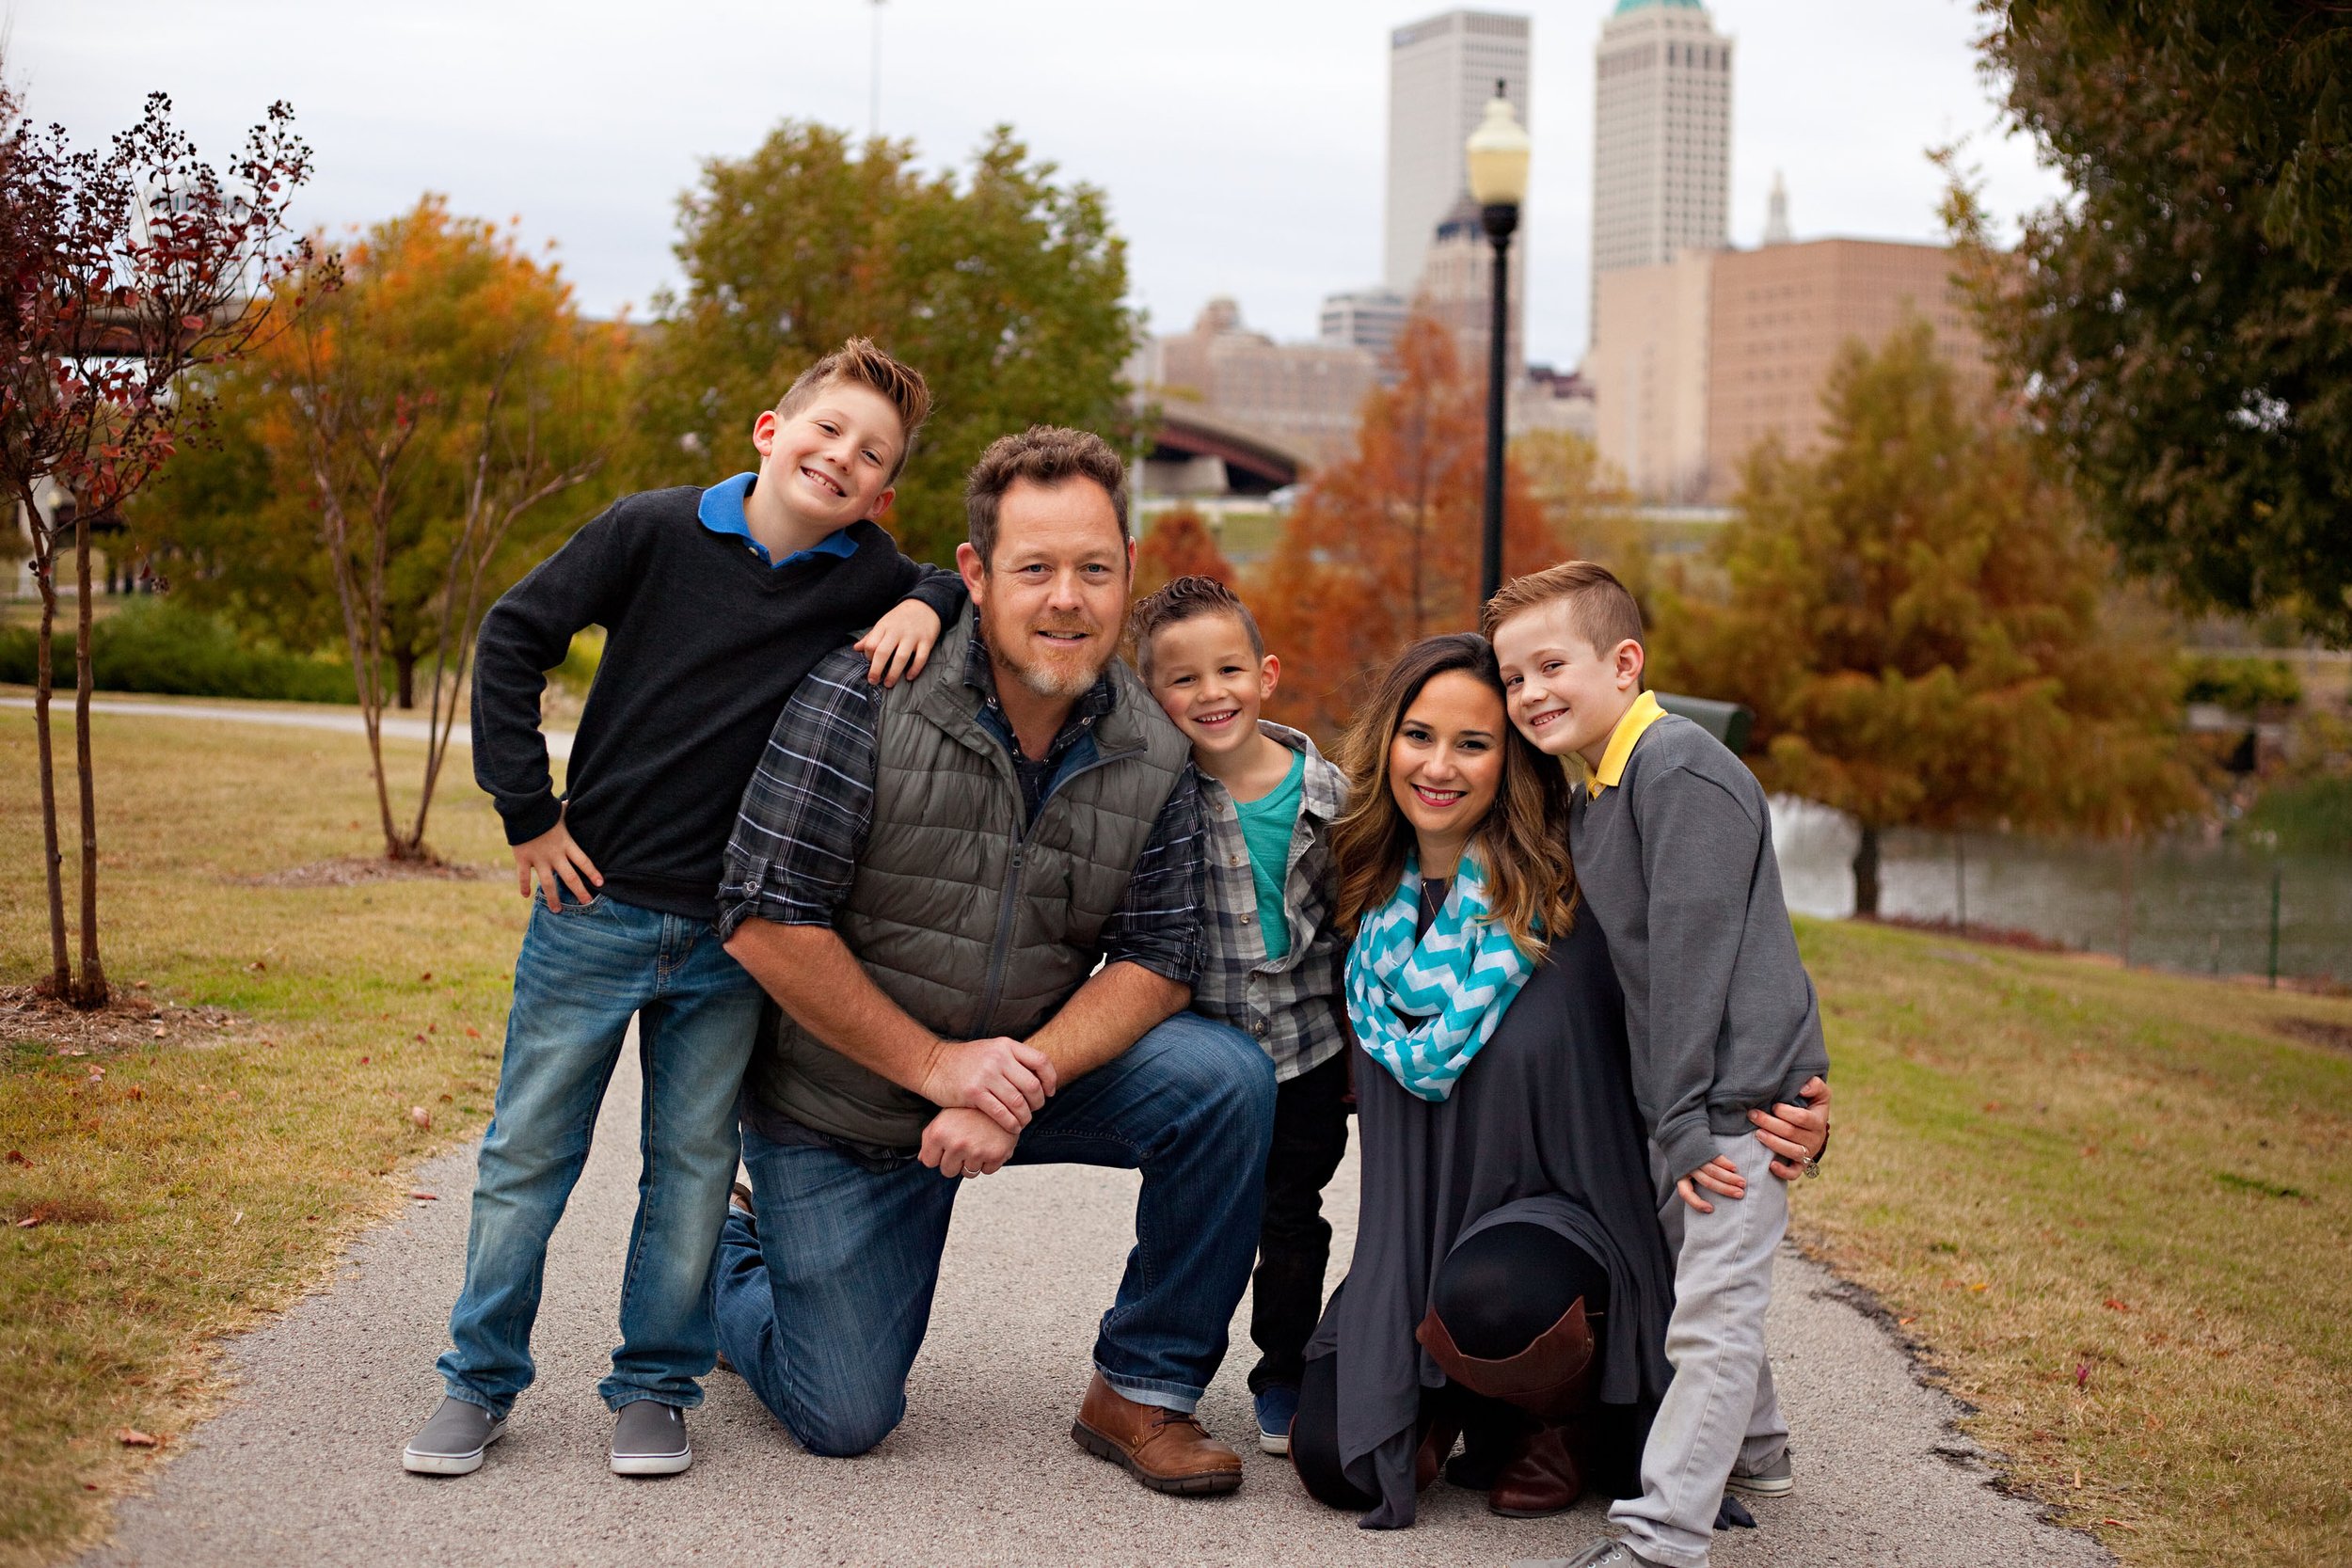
[713,1010,1277,1456]
[437,895,764,1418]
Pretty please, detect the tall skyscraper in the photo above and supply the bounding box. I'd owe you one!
[1590,0,1733,339]
[1384,11,1531,295]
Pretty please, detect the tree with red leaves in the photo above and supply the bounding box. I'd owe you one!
[0,90,319,1006]
[1133,505,1234,600]
[1251,313,1556,740]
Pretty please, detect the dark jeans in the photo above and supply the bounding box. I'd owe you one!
[1248,1049,1353,1395]
[713,1011,1277,1455]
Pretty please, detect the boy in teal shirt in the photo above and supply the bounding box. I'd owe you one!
[1133,576,1350,1456]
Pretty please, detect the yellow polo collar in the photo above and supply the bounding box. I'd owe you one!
[1585,690,1667,797]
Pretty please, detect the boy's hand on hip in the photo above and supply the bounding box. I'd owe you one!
[920,1108,1018,1179]
[919,1037,1057,1135]
[1676,1154,1747,1214]
[856,599,945,688]
[1754,1075,1831,1180]
[514,814,602,909]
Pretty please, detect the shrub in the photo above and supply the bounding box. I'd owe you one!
[0,599,358,704]
[2181,654,2301,713]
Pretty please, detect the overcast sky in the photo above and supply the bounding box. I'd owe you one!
[8,0,2063,370]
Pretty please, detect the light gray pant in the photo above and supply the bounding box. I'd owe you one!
[1611,1131,1789,1568]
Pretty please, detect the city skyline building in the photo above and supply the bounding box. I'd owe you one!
[1414,193,1525,387]
[1384,9,1531,296]
[1590,0,1734,342]
[1319,287,1410,366]
[1588,235,1993,502]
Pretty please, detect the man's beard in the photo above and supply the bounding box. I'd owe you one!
[985,601,1112,701]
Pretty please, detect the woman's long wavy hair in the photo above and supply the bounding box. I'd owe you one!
[1330,633,1577,960]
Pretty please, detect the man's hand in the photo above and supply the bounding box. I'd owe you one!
[919,1107,1018,1180]
[513,814,602,909]
[854,599,944,688]
[1676,1154,1748,1214]
[919,1037,1057,1135]
[1752,1075,1831,1181]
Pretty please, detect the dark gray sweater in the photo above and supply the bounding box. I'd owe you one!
[1568,712,1829,1182]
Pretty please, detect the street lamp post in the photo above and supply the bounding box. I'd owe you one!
[1465,82,1529,608]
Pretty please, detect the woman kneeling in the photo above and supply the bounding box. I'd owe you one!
[1290,634,1674,1529]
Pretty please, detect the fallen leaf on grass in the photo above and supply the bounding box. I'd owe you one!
[465,1027,480,1038]
[1897,1315,1916,1325]
[4,1150,28,1167]
[2104,1298,2129,1312]
[14,1216,38,1229]
[2075,1363,2090,1388]
[409,1106,431,1131]
[409,1191,437,1201]
[116,1429,158,1449]
[2100,1518,2137,1531]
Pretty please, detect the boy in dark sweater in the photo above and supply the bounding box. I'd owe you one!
[403,339,964,1481]
[1486,562,1830,1568]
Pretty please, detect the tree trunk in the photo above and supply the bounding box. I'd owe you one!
[26,496,72,998]
[395,649,416,710]
[71,510,108,1008]
[1852,821,1883,918]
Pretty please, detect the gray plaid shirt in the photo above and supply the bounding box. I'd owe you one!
[1190,722,1351,1082]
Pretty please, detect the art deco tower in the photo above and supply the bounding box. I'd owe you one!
[1589,0,1733,340]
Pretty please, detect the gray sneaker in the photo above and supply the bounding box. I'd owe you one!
[611,1401,691,1476]
[1511,1541,1663,1568]
[402,1396,505,1476]
[1727,1444,1794,1499]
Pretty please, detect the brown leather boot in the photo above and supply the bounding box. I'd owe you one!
[1072,1373,1244,1497]
[1417,1298,1598,1518]
[1486,1420,1586,1517]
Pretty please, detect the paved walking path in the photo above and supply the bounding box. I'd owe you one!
[0,696,573,758]
[80,1045,2108,1568]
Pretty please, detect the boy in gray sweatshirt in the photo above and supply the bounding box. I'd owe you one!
[1487,562,1830,1568]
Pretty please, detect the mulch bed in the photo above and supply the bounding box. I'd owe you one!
[236,855,487,888]
[0,983,246,1057]
[2274,1016,2352,1054]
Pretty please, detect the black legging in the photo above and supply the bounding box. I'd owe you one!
[1294,1223,1613,1511]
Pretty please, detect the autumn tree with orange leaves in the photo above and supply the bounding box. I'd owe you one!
[136,197,628,862]
[1252,314,1557,740]
[1133,504,1233,599]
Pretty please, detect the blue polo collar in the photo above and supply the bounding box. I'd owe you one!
[697,472,860,568]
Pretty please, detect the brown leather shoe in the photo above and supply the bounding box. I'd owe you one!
[1071,1373,1243,1497]
[1487,1420,1586,1517]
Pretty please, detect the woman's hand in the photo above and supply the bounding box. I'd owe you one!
[1753,1076,1831,1180]
[1676,1154,1747,1214]
[855,599,945,688]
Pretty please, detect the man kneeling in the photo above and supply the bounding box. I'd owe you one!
[712,425,1277,1495]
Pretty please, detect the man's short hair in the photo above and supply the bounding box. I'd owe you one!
[1481,560,1645,655]
[775,337,932,483]
[965,426,1129,568]
[1129,575,1264,679]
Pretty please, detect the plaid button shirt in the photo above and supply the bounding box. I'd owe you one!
[716,633,1205,989]
[1190,722,1351,1082]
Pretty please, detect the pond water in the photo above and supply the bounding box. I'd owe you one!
[1767,798,2352,985]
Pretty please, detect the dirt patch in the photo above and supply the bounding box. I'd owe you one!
[1873,915,2075,954]
[7,1194,116,1227]
[236,855,488,888]
[2274,1015,2352,1054]
[0,984,246,1056]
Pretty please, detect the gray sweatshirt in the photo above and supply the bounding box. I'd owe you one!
[1568,710,1829,1182]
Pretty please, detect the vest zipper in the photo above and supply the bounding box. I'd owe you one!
[971,740,1144,1035]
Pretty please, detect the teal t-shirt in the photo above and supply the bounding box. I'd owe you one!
[1232,748,1306,962]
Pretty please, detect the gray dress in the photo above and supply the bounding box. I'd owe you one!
[1305,908,1676,1528]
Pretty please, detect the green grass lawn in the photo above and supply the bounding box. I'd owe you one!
[1790,923,2352,1567]
[0,704,523,1567]
[1,702,2347,1568]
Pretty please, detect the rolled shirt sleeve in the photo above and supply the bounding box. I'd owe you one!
[1097,765,1208,990]
[716,648,882,940]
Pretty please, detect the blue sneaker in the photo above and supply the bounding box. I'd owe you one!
[1254,1384,1300,1456]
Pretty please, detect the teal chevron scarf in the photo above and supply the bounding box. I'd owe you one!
[1344,850,1537,1103]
